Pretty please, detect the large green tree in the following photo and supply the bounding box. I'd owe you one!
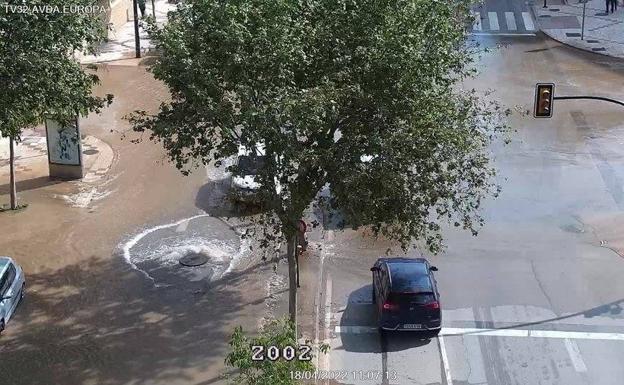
[0,0,113,209]
[131,0,509,321]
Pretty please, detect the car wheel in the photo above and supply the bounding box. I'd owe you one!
[0,319,5,334]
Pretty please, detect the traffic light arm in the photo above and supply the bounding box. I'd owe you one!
[553,95,624,108]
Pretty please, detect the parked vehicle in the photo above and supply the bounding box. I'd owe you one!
[230,144,267,203]
[371,257,441,334]
[230,144,281,203]
[0,256,26,334]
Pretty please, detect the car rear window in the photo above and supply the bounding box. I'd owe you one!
[388,262,432,292]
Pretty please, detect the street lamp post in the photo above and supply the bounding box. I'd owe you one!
[132,0,141,58]
[581,0,587,40]
[543,0,547,8]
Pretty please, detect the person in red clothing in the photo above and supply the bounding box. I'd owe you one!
[296,219,308,252]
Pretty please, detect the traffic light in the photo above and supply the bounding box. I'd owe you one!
[534,83,555,118]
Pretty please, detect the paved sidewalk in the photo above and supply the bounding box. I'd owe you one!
[533,0,624,58]
[0,130,115,186]
[78,0,176,64]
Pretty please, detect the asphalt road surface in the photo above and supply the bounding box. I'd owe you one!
[300,13,624,385]
[0,64,280,385]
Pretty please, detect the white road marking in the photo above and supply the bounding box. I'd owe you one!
[528,329,624,340]
[470,32,536,37]
[522,12,535,31]
[313,230,333,382]
[175,219,190,232]
[313,248,326,368]
[443,328,624,341]
[564,338,588,373]
[505,12,517,31]
[334,326,377,333]
[488,12,500,31]
[438,336,454,385]
[472,11,482,31]
[324,275,332,327]
[334,326,624,341]
[321,274,333,379]
[444,328,529,338]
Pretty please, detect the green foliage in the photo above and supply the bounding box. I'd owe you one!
[0,0,113,140]
[224,318,314,385]
[132,0,509,252]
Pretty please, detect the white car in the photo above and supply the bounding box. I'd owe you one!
[230,144,281,203]
[231,144,266,202]
[0,256,25,334]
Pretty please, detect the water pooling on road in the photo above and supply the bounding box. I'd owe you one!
[121,214,249,288]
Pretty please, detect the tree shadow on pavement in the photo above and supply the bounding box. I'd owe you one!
[337,285,433,354]
[0,254,274,385]
[0,176,64,194]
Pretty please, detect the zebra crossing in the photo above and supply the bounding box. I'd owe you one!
[472,10,536,35]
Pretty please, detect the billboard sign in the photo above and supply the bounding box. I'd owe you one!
[45,117,82,166]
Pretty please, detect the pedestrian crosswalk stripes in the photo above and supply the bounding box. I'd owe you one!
[522,11,535,31]
[488,12,500,31]
[471,10,536,34]
[505,12,517,31]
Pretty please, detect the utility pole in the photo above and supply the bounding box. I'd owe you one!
[581,0,587,40]
[132,0,141,58]
[543,0,547,8]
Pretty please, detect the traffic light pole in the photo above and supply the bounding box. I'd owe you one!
[553,95,624,108]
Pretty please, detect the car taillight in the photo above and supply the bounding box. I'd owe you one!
[382,301,399,311]
[425,301,440,310]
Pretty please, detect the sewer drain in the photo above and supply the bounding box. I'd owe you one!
[179,252,209,267]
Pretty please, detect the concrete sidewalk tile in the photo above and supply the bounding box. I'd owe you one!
[0,134,114,183]
[540,15,581,29]
[533,0,624,59]
[78,0,176,64]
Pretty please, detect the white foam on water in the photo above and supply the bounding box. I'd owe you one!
[259,270,288,328]
[121,214,212,286]
[121,214,249,286]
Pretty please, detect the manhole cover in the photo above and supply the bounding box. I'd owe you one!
[179,253,209,267]
[560,223,584,234]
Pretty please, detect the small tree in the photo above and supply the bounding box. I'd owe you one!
[0,0,113,209]
[224,317,315,385]
[131,0,509,322]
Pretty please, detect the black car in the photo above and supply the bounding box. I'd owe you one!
[370,257,441,334]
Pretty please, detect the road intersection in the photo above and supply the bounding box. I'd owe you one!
[300,18,624,385]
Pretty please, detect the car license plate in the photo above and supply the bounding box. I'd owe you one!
[403,324,422,329]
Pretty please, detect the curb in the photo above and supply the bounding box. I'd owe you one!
[530,5,624,60]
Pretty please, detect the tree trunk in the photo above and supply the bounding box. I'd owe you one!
[9,136,17,210]
[286,233,297,324]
